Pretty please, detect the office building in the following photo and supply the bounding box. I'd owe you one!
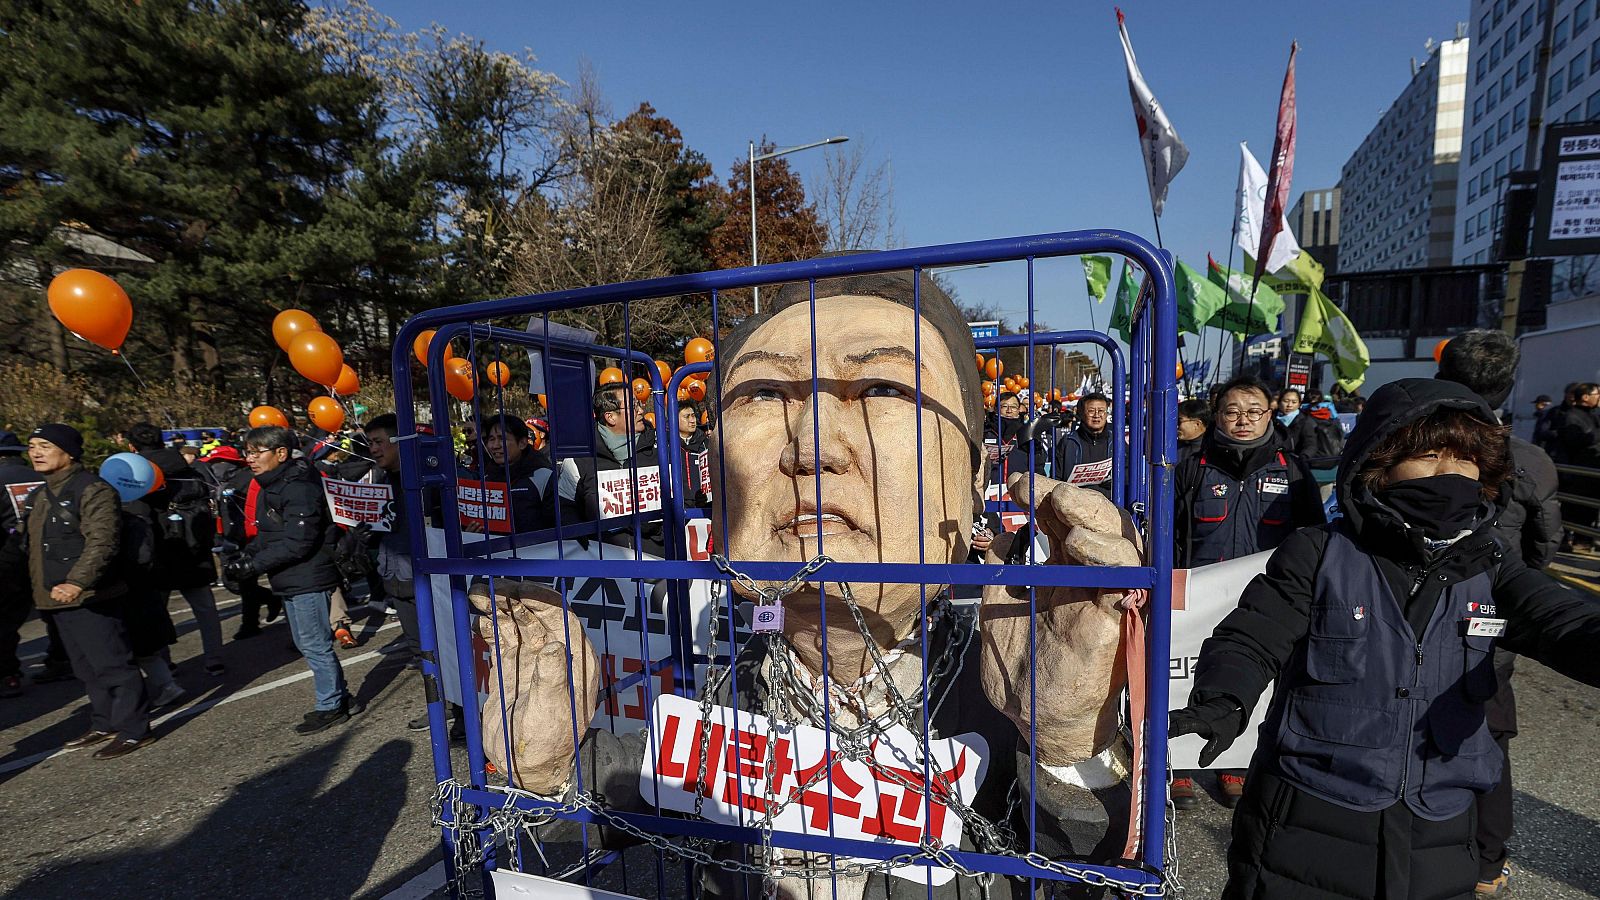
[1288,186,1342,273]
[1339,36,1470,273]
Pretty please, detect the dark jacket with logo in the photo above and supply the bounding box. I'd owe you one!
[139,447,217,589]
[1498,435,1562,568]
[1190,379,1600,899]
[24,464,125,610]
[0,455,42,584]
[1173,431,1322,567]
[242,459,340,596]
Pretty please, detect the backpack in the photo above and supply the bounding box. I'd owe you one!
[156,497,216,558]
[1308,415,1346,461]
[120,505,159,576]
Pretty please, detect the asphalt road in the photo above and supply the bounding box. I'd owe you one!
[1,567,1597,899]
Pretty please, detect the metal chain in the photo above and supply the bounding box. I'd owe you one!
[434,553,1169,897]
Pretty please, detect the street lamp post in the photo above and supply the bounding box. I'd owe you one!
[749,135,849,313]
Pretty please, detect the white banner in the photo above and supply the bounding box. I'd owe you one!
[321,477,393,531]
[640,693,988,886]
[1167,551,1273,769]
[596,465,663,519]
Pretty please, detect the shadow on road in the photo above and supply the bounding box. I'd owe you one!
[1512,789,1600,895]
[6,734,415,900]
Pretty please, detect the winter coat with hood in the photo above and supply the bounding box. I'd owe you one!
[1188,379,1600,900]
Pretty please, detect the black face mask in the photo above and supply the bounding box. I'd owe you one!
[1376,473,1484,538]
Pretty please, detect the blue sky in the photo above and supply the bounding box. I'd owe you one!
[380,0,1465,353]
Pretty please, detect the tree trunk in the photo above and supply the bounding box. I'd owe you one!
[35,259,68,372]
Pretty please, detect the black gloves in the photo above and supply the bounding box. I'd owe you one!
[1169,695,1247,767]
[222,556,257,583]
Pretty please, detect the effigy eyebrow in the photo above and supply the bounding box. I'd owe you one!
[724,349,803,380]
[843,346,925,371]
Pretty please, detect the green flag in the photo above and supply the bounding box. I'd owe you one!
[1259,249,1326,295]
[1081,255,1113,303]
[1109,262,1139,344]
[1174,259,1229,335]
[1206,254,1284,336]
[1293,287,1370,391]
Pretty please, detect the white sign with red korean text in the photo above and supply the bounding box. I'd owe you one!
[1065,457,1113,486]
[322,477,394,531]
[640,693,989,886]
[597,466,663,518]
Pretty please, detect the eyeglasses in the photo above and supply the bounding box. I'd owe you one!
[243,448,279,458]
[1220,408,1270,422]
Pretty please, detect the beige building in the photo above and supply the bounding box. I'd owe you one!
[1338,35,1469,272]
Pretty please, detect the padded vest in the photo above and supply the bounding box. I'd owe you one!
[34,471,103,589]
[1188,451,1295,566]
[1260,526,1503,820]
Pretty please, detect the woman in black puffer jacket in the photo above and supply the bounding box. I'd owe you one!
[1171,379,1600,900]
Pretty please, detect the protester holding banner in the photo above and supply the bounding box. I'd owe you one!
[558,383,665,556]
[480,416,557,534]
[1011,392,1114,494]
[1171,379,1600,900]
[223,426,351,733]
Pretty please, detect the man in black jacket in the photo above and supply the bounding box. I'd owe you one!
[557,383,665,555]
[1436,329,1563,893]
[1008,392,1115,494]
[224,426,351,733]
[480,417,557,534]
[127,423,223,675]
[0,430,54,696]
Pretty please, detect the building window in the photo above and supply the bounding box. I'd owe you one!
[1491,38,1503,68]
[1515,98,1528,131]
[1552,70,1566,103]
[1499,113,1511,143]
[1522,6,1536,38]
[1489,81,1500,110]
[1495,0,1506,24]
[1507,21,1520,51]
[1574,56,1588,90]
[1475,93,1486,123]
[1556,15,1570,51]
[1502,69,1516,98]
[1484,12,1495,40]
[1471,135,1482,163]
[1518,51,1532,85]
[1581,0,1594,34]
[1478,54,1489,84]
[1588,89,1600,120]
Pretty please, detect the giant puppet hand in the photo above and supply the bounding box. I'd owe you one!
[979,471,1144,768]
[468,580,600,795]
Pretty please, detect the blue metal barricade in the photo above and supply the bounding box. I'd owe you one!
[391,230,1179,897]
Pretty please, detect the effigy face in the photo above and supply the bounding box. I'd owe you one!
[710,294,983,635]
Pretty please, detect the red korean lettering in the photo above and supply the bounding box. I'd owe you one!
[790,751,864,828]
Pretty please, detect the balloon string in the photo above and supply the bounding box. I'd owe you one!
[118,351,179,430]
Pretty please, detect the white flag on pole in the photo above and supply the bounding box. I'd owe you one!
[1235,142,1302,274]
[1118,8,1189,217]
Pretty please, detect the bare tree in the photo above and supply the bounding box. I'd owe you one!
[814,143,898,252]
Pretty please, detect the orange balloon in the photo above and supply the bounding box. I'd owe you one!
[288,331,344,386]
[684,337,715,365]
[644,411,656,427]
[677,386,691,402]
[272,310,320,353]
[413,330,437,368]
[985,357,1003,381]
[445,358,475,402]
[1017,376,1029,388]
[1433,338,1450,363]
[48,269,133,351]
[631,377,652,403]
[654,360,672,385]
[686,379,706,401]
[976,352,986,371]
[332,364,360,396]
[485,361,512,387]
[1176,362,1186,379]
[308,396,345,431]
[149,465,165,493]
[249,405,290,429]
[981,380,995,396]
[984,395,996,410]
[536,393,547,410]
[597,366,625,386]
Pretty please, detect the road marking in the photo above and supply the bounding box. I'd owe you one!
[1551,570,1600,596]
[0,621,406,777]
[380,859,446,900]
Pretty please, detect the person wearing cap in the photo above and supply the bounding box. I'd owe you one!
[1,429,68,697]
[1531,395,1552,418]
[23,424,151,758]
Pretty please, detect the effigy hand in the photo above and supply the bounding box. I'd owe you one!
[468,580,600,795]
[980,471,1144,767]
